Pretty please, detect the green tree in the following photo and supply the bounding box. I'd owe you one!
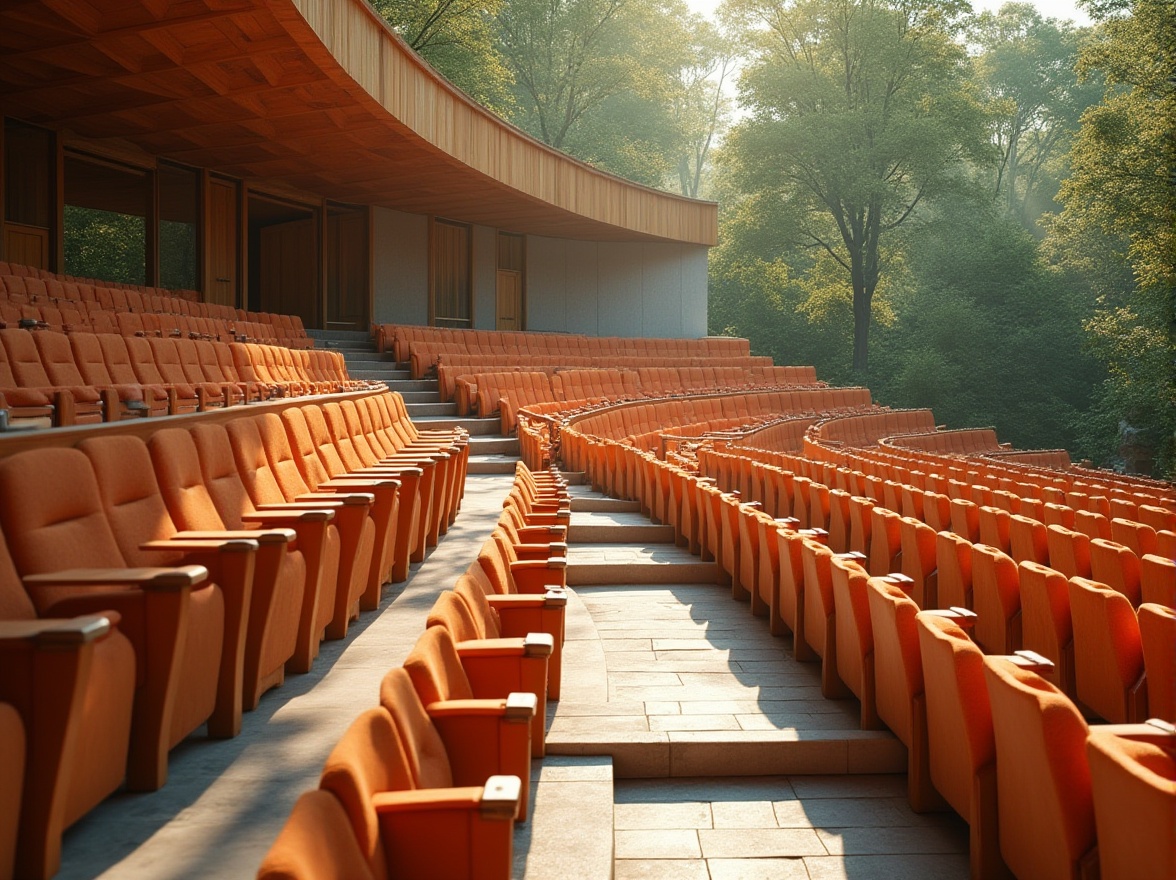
[969,3,1098,229]
[373,0,515,114]
[668,17,735,198]
[1046,0,1175,475]
[723,0,984,374]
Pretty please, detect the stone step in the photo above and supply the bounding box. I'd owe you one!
[570,497,641,513]
[398,391,441,403]
[568,511,675,544]
[405,401,457,417]
[341,352,396,364]
[350,369,415,381]
[512,757,614,880]
[411,415,502,435]
[384,378,432,391]
[468,436,519,455]
[467,455,520,475]
[565,544,719,586]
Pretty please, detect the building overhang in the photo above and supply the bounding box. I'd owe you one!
[0,0,718,245]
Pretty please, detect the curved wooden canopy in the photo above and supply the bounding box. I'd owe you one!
[0,0,718,245]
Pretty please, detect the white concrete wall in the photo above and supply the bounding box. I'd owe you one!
[525,236,709,338]
[372,207,428,325]
[372,209,710,338]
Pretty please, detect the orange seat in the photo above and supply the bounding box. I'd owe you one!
[1047,525,1091,579]
[257,790,378,880]
[915,613,1010,880]
[868,507,902,576]
[866,573,942,812]
[970,545,1021,655]
[982,657,1098,880]
[403,626,544,758]
[0,447,216,794]
[1085,731,1176,880]
[830,554,879,728]
[316,706,519,880]
[1008,514,1048,565]
[935,530,973,610]
[1138,603,1174,722]
[899,516,938,608]
[1089,538,1142,606]
[1068,577,1146,723]
[380,667,531,824]
[1016,561,1077,698]
[0,530,135,880]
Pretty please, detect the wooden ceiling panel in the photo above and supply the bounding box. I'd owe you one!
[0,0,717,244]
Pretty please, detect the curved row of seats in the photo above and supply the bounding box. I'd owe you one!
[0,327,372,427]
[562,404,1176,880]
[374,323,752,369]
[0,390,467,879]
[452,366,826,433]
[257,464,569,880]
[0,264,312,349]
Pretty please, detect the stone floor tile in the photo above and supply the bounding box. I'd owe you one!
[644,701,681,715]
[649,714,741,732]
[615,860,711,880]
[788,775,908,800]
[698,828,827,858]
[804,854,970,879]
[710,800,780,829]
[614,802,713,830]
[707,857,812,879]
[773,797,916,828]
[815,823,968,855]
[614,830,703,860]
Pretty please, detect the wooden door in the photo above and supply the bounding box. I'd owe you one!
[259,218,317,325]
[496,269,522,330]
[3,224,49,269]
[206,179,237,307]
[326,210,369,330]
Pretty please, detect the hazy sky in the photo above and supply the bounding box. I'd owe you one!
[685,0,1091,25]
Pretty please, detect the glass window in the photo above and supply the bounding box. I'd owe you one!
[63,153,147,285]
[158,163,199,291]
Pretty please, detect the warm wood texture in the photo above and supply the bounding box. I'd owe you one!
[326,209,369,330]
[3,223,50,269]
[259,217,316,322]
[0,0,717,245]
[496,269,521,331]
[205,178,238,307]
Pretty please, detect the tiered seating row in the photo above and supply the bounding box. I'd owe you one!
[0,262,312,349]
[0,391,467,879]
[258,463,569,880]
[548,392,1175,880]
[375,323,752,370]
[0,327,373,428]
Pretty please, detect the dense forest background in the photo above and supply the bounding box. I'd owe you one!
[375,0,1174,477]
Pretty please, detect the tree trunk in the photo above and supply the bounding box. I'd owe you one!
[852,286,870,374]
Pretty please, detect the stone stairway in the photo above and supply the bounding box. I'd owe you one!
[309,328,519,473]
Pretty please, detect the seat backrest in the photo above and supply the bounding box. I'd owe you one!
[145,428,230,532]
[982,656,1093,880]
[1067,576,1143,724]
[32,330,88,387]
[0,521,37,622]
[1138,603,1175,723]
[318,707,414,879]
[1141,554,1175,607]
[190,422,257,529]
[322,402,366,472]
[78,435,183,566]
[401,625,474,704]
[915,612,994,822]
[256,413,313,499]
[0,448,127,613]
[1047,525,1091,579]
[69,332,117,386]
[123,334,169,385]
[378,668,455,790]
[866,575,923,746]
[1009,514,1048,566]
[257,790,377,880]
[453,575,503,639]
[970,544,1021,654]
[1085,732,1176,880]
[225,416,289,506]
[0,328,54,387]
[425,591,485,642]
[1089,538,1141,607]
[935,530,973,610]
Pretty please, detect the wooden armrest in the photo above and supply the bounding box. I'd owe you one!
[921,607,978,629]
[510,558,566,573]
[140,538,258,553]
[174,528,296,545]
[457,633,554,658]
[373,776,520,820]
[290,492,374,506]
[0,615,112,646]
[317,477,400,490]
[836,551,868,562]
[426,692,537,721]
[1092,719,1176,750]
[23,565,208,590]
[487,591,568,609]
[246,506,336,520]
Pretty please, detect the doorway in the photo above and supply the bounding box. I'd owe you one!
[495,232,524,331]
[248,195,317,327]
